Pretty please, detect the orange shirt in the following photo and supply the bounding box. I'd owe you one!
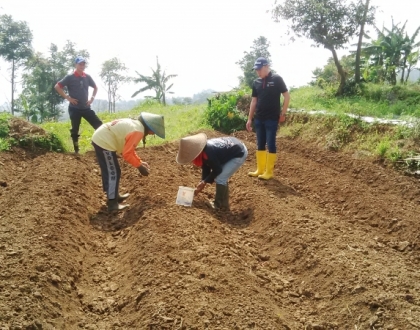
[92,118,145,168]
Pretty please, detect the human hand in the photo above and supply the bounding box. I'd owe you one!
[246,120,253,132]
[194,181,206,196]
[86,97,94,106]
[68,97,78,105]
[279,114,286,123]
[138,163,150,176]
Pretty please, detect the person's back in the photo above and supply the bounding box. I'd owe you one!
[92,118,144,154]
[91,112,165,212]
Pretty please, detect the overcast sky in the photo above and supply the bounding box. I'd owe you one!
[0,0,419,106]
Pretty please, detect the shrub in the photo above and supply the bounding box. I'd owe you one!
[0,115,65,153]
[0,113,11,138]
[205,90,248,134]
[376,139,390,158]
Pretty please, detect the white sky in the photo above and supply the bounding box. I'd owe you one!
[0,0,419,106]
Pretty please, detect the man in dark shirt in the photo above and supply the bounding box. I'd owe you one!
[246,57,290,180]
[54,56,103,153]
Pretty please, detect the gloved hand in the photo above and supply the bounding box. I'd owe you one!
[138,163,150,176]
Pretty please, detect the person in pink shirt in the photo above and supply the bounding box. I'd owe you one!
[91,112,165,212]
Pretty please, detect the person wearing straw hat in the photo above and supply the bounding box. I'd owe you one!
[92,112,165,212]
[176,133,248,210]
[246,57,290,180]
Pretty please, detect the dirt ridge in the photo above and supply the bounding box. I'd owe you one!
[0,132,419,329]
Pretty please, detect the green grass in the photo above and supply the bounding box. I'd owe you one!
[281,111,420,171]
[290,85,420,119]
[41,102,210,153]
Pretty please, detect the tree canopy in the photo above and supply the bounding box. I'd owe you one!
[100,57,129,113]
[236,36,272,89]
[273,0,376,95]
[0,14,33,114]
[132,57,177,106]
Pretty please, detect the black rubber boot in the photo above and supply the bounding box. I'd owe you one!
[212,184,228,210]
[118,193,130,203]
[222,184,230,211]
[73,141,80,154]
[107,199,129,212]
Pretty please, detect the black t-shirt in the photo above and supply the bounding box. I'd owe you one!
[251,71,288,120]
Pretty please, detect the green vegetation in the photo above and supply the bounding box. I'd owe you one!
[0,113,11,150]
[289,84,420,118]
[273,0,376,95]
[132,56,177,106]
[0,112,65,152]
[280,110,420,171]
[0,14,33,115]
[40,101,209,153]
[205,90,248,134]
[236,36,272,89]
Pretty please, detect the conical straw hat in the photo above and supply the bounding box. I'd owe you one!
[138,112,165,139]
[176,133,208,164]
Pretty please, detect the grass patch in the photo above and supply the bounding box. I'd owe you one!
[280,112,420,172]
[41,101,209,153]
[290,85,420,118]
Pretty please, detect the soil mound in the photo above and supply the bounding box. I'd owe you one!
[1,131,420,329]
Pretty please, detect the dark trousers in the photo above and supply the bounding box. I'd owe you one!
[254,118,279,153]
[93,142,121,200]
[69,106,103,142]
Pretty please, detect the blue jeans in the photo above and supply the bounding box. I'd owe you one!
[254,118,278,153]
[215,145,248,185]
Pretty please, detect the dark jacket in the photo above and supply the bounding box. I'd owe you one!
[201,137,245,183]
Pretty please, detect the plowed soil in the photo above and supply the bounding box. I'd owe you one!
[1,129,420,330]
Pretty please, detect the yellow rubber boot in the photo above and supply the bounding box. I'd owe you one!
[248,150,267,177]
[258,153,277,180]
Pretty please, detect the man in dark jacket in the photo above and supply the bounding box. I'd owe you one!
[54,56,103,153]
[246,57,290,180]
[176,133,248,210]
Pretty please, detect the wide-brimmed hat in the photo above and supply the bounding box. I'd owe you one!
[138,112,165,138]
[176,133,208,164]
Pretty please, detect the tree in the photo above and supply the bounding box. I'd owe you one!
[312,54,355,86]
[132,56,177,106]
[405,50,420,83]
[361,20,420,85]
[399,24,420,84]
[20,52,50,122]
[355,0,371,83]
[236,36,272,88]
[0,15,33,115]
[100,58,129,113]
[273,0,375,95]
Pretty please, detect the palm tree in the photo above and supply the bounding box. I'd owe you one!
[132,56,177,106]
[361,19,418,85]
[405,50,420,83]
[399,24,420,83]
[355,0,371,84]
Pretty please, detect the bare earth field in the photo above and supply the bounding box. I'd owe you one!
[1,129,419,329]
